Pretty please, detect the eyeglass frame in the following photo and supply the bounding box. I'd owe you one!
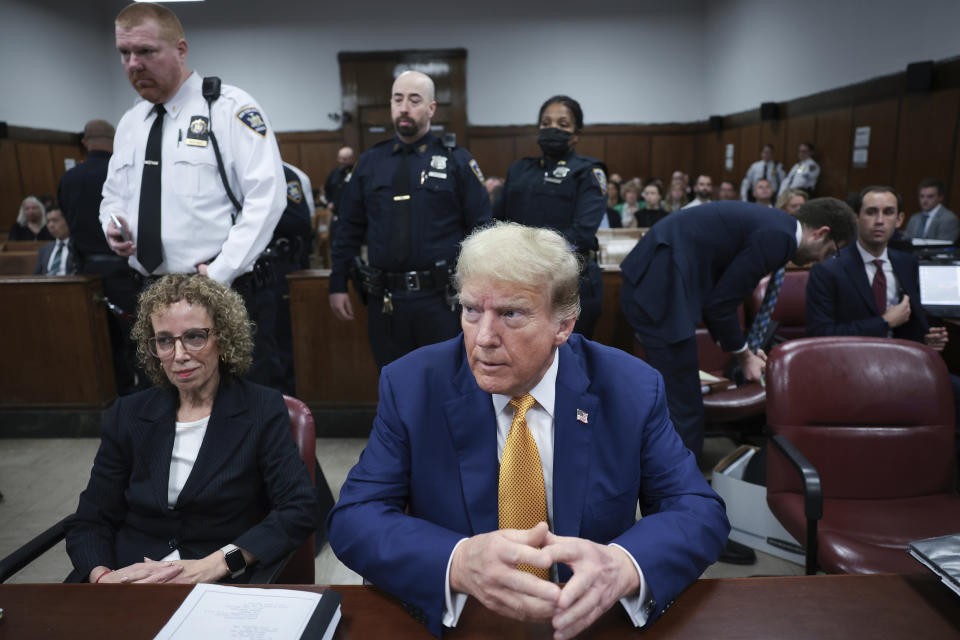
[148,327,214,358]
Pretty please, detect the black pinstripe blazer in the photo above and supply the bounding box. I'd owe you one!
[65,377,318,581]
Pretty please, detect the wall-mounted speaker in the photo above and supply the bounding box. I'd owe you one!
[0,122,7,139]
[709,115,723,131]
[760,102,779,121]
[906,61,934,92]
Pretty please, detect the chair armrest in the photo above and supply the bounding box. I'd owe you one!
[0,516,69,583]
[768,433,822,575]
[246,551,293,584]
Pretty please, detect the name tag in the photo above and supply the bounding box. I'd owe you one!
[544,176,563,184]
[428,171,447,180]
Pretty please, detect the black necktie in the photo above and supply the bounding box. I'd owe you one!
[391,145,414,264]
[138,104,166,273]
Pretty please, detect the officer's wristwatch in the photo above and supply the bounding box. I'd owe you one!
[220,544,246,579]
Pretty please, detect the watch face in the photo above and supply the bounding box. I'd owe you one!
[225,549,245,573]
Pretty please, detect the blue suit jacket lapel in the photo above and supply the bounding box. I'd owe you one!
[176,379,255,507]
[841,246,880,314]
[552,342,595,542]
[444,345,499,535]
[131,387,178,511]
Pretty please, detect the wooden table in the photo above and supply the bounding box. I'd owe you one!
[1,575,957,639]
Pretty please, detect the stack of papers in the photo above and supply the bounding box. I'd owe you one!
[154,584,342,640]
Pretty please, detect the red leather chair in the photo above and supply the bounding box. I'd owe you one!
[0,395,318,584]
[765,337,960,575]
[746,269,810,342]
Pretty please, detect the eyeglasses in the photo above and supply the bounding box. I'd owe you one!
[148,328,213,357]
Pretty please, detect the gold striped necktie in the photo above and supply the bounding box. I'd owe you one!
[498,393,549,579]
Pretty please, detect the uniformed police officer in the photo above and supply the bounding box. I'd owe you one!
[778,141,821,197]
[100,3,286,388]
[493,95,607,338]
[329,70,492,369]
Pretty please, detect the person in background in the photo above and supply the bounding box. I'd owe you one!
[494,95,607,338]
[635,182,669,228]
[330,70,491,369]
[65,274,318,585]
[717,180,738,201]
[664,180,689,213]
[778,142,820,197]
[9,196,53,242]
[903,178,959,242]
[741,144,785,201]
[752,178,774,207]
[616,181,643,228]
[682,175,713,209]
[776,188,807,215]
[34,207,75,275]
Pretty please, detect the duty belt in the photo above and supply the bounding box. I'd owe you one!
[383,269,447,292]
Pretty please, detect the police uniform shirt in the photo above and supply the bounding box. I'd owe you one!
[100,72,286,285]
[778,157,820,196]
[740,159,785,201]
[284,162,316,220]
[494,151,606,252]
[329,132,492,293]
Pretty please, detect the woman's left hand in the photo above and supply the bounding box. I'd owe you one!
[163,553,230,584]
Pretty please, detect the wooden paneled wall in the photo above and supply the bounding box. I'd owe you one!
[6,58,960,229]
[0,128,84,232]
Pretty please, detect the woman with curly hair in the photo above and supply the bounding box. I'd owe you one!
[65,274,318,584]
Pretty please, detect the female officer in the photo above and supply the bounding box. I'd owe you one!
[494,95,607,338]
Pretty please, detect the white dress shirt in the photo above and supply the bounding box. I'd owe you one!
[778,158,820,196]
[100,72,285,285]
[740,159,785,200]
[45,239,70,275]
[442,349,651,628]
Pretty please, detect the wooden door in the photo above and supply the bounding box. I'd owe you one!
[338,49,468,154]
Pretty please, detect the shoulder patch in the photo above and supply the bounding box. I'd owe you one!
[592,167,607,195]
[236,106,267,136]
[287,180,303,203]
[469,159,485,184]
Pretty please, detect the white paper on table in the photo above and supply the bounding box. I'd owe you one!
[153,584,322,640]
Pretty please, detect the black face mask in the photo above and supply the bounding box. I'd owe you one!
[538,127,573,157]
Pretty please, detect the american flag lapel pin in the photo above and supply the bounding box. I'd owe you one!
[576,409,589,424]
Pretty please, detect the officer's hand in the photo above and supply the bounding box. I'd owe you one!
[543,533,641,640]
[450,522,559,623]
[925,326,949,351]
[197,263,209,277]
[106,215,135,257]
[330,293,354,321]
[883,295,911,328]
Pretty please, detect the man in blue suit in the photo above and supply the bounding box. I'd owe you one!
[619,199,856,459]
[328,222,729,639]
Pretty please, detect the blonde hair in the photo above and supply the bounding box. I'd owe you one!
[455,222,580,322]
[131,275,252,387]
[17,196,46,227]
[776,188,808,210]
[115,3,185,44]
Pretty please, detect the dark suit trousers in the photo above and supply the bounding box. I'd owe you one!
[640,336,704,458]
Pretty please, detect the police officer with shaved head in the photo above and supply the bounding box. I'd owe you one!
[100,3,286,388]
[330,70,492,369]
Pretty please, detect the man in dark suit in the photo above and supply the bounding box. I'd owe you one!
[34,207,75,275]
[620,199,856,460]
[328,222,729,639]
[807,185,949,346]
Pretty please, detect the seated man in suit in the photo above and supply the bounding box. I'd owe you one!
[620,198,856,461]
[807,185,960,452]
[34,207,74,275]
[902,178,959,243]
[328,222,729,639]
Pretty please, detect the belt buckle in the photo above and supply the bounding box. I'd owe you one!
[405,271,421,291]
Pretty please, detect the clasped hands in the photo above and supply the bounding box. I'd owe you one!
[89,552,230,585]
[450,522,641,640]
